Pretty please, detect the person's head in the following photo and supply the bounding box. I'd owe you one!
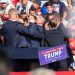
[47,13,61,29]
[21,0,28,6]
[31,68,56,75]
[20,9,27,19]
[41,7,48,15]
[29,7,36,16]
[8,8,19,21]
[0,0,8,9]
[32,0,41,9]
[35,15,45,26]
[41,7,48,19]
[46,2,53,14]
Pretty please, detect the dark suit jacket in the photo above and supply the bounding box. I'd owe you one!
[1,20,34,48]
[28,23,44,48]
[44,23,72,47]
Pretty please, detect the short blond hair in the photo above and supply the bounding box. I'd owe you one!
[8,8,18,17]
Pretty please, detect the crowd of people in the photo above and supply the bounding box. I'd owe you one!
[0,0,75,71]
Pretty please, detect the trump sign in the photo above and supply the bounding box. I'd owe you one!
[38,44,68,66]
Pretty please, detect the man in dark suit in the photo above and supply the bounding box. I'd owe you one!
[44,13,72,71]
[1,8,34,48]
[1,8,38,71]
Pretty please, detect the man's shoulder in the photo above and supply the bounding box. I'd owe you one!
[16,22,24,28]
[3,20,10,24]
[3,20,18,25]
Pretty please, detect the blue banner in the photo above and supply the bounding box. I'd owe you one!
[38,44,68,66]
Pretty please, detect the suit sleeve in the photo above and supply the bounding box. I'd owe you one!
[58,24,72,38]
[33,25,44,39]
[17,22,44,39]
[17,22,34,35]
